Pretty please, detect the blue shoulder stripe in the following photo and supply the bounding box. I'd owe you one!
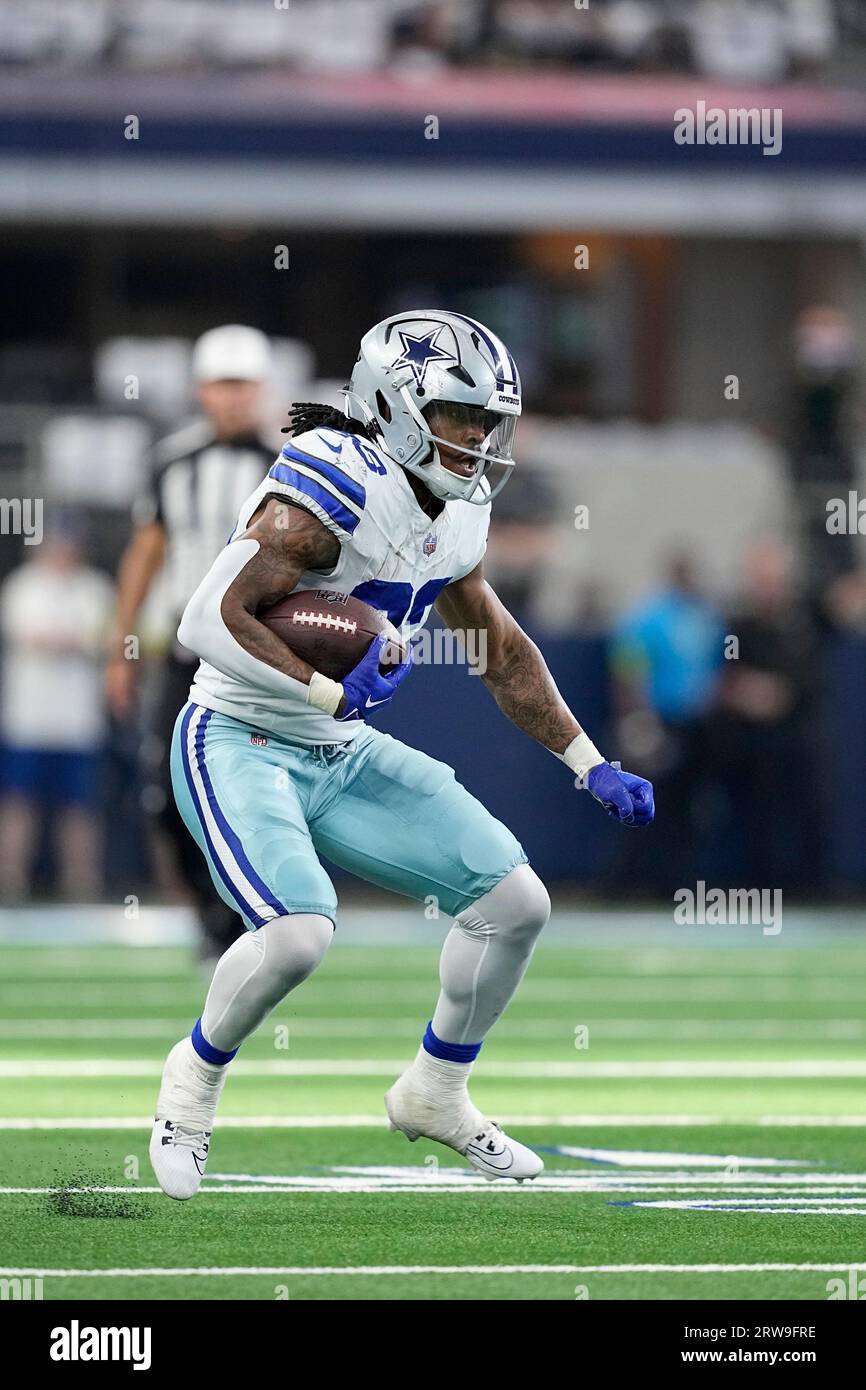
[268,462,361,534]
[278,443,367,508]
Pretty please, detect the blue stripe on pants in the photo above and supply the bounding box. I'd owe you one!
[180,705,287,928]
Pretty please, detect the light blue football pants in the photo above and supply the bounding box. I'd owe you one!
[171,702,530,929]
[171,702,550,1055]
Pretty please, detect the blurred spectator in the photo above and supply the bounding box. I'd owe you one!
[491,0,609,68]
[608,553,725,891]
[688,0,789,83]
[715,540,826,891]
[789,305,858,483]
[787,305,859,592]
[390,0,486,68]
[823,566,866,633]
[105,324,278,962]
[0,526,113,900]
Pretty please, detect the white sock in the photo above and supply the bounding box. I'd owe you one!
[187,1040,227,1086]
[157,1038,228,1131]
[410,1044,477,1107]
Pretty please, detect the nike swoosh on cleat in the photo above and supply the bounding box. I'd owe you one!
[465,1142,515,1171]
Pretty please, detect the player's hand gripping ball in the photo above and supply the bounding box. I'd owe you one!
[585,761,654,827]
[337,632,412,720]
[257,589,411,720]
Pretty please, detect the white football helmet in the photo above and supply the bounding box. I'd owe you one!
[343,309,521,504]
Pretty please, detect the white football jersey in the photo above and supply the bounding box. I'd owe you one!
[188,426,490,743]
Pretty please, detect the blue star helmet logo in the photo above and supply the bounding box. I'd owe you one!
[392,328,455,388]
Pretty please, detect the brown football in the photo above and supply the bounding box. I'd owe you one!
[257,590,406,681]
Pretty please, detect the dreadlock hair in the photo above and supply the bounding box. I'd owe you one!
[281,401,378,441]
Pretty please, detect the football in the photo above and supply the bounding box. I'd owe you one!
[257,589,405,681]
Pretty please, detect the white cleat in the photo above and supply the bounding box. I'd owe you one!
[149,1119,211,1201]
[149,1037,228,1200]
[463,1119,544,1183]
[384,1070,544,1183]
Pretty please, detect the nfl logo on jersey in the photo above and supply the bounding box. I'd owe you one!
[423,532,438,556]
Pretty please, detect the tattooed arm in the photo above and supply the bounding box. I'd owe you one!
[437,561,655,825]
[435,561,583,754]
[177,496,342,698]
[217,497,339,683]
[180,496,411,721]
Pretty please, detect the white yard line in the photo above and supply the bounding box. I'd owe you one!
[2,1018,865,1039]
[13,1019,866,1040]
[629,1201,866,1215]
[5,980,866,1005]
[0,1021,190,1038]
[0,1262,863,1277]
[626,1197,866,1206]
[547,1146,810,1167]
[4,1058,866,1078]
[3,1165,866,1196]
[310,1167,866,1186]
[0,1184,538,1195]
[1,1113,865,1129]
[0,1184,855,1195]
[0,1185,795,1195]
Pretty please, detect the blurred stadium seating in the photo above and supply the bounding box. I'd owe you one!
[0,1,860,81]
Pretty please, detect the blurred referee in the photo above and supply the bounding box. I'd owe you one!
[106,324,277,961]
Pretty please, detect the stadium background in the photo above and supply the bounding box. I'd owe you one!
[2,0,866,1305]
[4,0,866,898]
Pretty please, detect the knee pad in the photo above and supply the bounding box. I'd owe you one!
[259,912,334,987]
[454,864,551,946]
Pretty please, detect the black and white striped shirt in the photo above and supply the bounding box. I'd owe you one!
[135,420,277,620]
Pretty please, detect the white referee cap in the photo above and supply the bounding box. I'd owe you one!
[192,324,272,383]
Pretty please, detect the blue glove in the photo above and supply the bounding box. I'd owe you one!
[585,760,654,827]
[337,633,412,721]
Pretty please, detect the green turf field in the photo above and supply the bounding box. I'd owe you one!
[2,919,866,1301]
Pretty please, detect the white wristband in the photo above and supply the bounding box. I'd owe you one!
[556,732,605,786]
[306,671,344,717]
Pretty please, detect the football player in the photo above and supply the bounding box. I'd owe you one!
[149,310,654,1197]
